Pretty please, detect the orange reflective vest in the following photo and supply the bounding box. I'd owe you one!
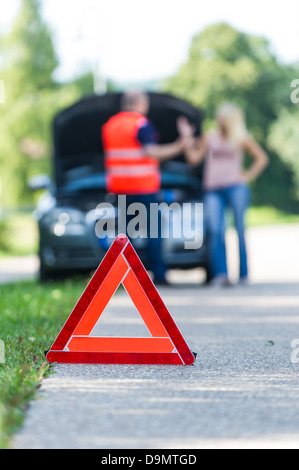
[102,111,161,195]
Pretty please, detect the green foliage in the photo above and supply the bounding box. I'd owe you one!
[247,206,299,227]
[0,212,38,257]
[0,219,10,252]
[0,85,83,205]
[1,0,58,100]
[0,0,93,207]
[71,72,95,97]
[164,23,299,211]
[165,24,286,119]
[268,107,299,198]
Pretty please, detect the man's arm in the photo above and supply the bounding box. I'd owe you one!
[143,139,185,161]
[138,117,184,161]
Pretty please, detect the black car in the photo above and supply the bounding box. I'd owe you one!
[30,92,210,281]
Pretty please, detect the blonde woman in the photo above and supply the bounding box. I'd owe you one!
[178,103,269,286]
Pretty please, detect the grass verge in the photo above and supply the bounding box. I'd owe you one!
[0,276,91,448]
[0,213,38,257]
[247,206,299,227]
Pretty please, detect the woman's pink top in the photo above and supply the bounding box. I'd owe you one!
[203,132,244,191]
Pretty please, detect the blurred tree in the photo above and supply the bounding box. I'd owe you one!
[268,107,299,199]
[164,23,298,210]
[0,0,91,206]
[1,0,58,100]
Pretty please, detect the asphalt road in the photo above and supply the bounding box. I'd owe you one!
[7,224,299,449]
[12,282,299,449]
[0,254,38,284]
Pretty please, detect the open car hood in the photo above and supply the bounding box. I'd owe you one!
[53,92,202,195]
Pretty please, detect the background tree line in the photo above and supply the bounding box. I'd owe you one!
[0,0,94,208]
[0,1,299,212]
[163,23,299,212]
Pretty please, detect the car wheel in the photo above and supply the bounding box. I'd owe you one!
[38,248,57,283]
[39,258,54,283]
[205,264,213,284]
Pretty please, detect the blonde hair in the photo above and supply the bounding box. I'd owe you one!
[216,103,249,145]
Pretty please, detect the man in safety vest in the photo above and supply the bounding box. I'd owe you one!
[102,90,187,286]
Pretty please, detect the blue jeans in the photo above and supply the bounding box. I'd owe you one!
[126,194,167,281]
[204,184,250,280]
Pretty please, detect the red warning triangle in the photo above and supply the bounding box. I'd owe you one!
[46,235,195,366]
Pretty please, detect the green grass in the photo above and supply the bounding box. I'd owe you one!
[0,213,38,257]
[247,206,299,227]
[0,276,91,448]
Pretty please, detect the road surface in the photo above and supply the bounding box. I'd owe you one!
[0,255,38,284]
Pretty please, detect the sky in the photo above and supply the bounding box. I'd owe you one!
[1,0,299,85]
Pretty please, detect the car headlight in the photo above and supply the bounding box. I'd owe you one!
[41,209,86,236]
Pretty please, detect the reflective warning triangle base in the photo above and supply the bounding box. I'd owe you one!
[46,234,195,366]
